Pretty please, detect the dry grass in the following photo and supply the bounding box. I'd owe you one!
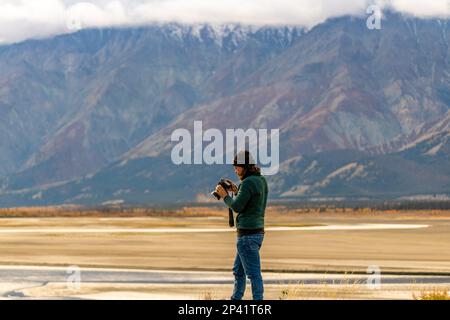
[278,274,366,300]
[0,206,225,218]
[278,282,306,300]
[2,205,450,219]
[199,291,220,300]
[413,288,450,300]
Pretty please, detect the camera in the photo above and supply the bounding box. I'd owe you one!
[211,178,233,200]
[211,178,235,228]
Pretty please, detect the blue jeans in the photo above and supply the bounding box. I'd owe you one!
[231,233,264,300]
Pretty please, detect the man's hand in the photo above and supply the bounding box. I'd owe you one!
[224,179,238,195]
[215,185,229,199]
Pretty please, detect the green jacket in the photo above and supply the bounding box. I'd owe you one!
[224,172,268,229]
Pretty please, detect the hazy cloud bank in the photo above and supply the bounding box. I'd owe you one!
[0,0,449,44]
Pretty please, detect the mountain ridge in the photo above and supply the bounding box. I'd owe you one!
[0,13,449,206]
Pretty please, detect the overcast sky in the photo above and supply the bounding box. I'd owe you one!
[0,0,449,44]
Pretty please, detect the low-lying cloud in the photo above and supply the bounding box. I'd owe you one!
[0,0,449,44]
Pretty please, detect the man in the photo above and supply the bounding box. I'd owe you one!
[214,150,269,300]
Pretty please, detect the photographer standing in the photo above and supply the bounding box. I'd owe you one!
[214,150,268,300]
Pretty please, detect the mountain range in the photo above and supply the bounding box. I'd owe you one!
[0,13,449,207]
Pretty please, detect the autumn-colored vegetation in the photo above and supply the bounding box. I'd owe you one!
[1,205,450,218]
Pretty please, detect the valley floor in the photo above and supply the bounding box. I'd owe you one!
[0,209,449,299]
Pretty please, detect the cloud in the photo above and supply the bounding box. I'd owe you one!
[386,0,450,18]
[0,0,449,44]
